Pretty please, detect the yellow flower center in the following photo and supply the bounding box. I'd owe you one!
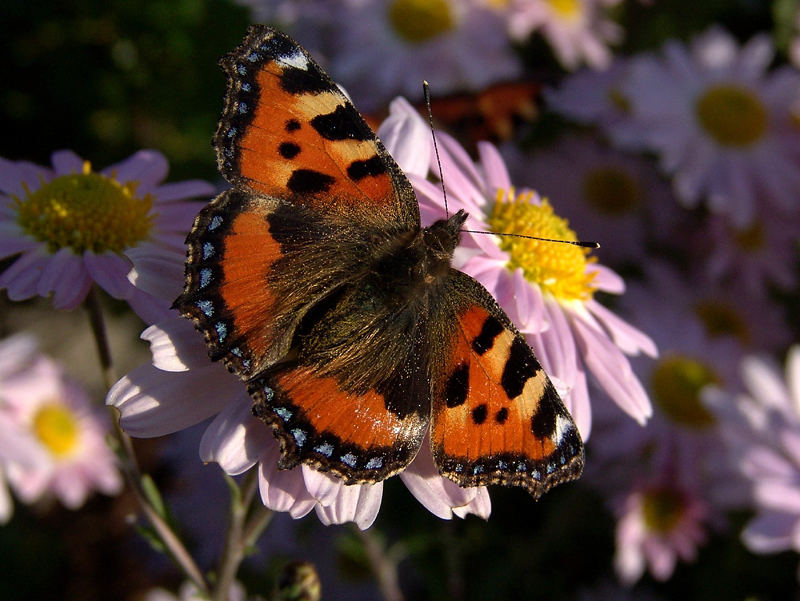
[388,0,455,43]
[651,354,718,428]
[487,189,597,301]
[14,161,154,254]
[581,166,641,216]
[546,0,581,20]
[695,84,768,147]
[693,299,750,345]
[642,487,686,533]
[33,403,80,457]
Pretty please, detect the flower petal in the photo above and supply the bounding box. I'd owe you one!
[314,481,383,529]
[258,447,317,518]
[107,363,234,437]
[84,251,134,300]
[199,394,271,475]
[142,318,215,372]
[125,244,186,303]
[50,150,85,175]
[400,441,488,520]
[106,150,169,191]
[378,97,431,177]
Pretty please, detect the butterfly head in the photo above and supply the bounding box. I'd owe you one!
[423,209,468,262]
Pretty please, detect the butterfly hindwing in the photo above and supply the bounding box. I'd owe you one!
[247,277,433,483]
[429,270,584,499]
[215,25,419,229]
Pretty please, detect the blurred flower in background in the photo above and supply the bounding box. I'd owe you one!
[612,27,800,227]
[614,478,709,584]
[705,347,800,577]
[0,150,213,322]
[504,134,681,268]
[504,0,624,69]
[0,333,122,513]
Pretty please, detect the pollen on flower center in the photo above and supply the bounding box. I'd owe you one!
[546,0,581,20]
[582,166,641,215]
[651,354,717,428]
[33,403,80,457]
[14,161,154,255]
[695,84,768,147]
[486,189,596,301]
[388,0,455,43]
[642,487,686,533]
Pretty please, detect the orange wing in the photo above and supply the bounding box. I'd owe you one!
[214,26,419,229]
[430,271,584,499]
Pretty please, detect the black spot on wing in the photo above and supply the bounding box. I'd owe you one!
[347,156,386,182]
[530,388,558,438]
[501,336,541,399]
[279,142,301,159]
[287,169,335,195]
[472,315,504,355]
[495,407,509,424]
[445,362,469,408]
[471,404,488,425]
[310,105,373,141]
[280,62,335,95]
[286,119,301,132]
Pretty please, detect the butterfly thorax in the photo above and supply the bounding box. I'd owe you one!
[368,209,467,301]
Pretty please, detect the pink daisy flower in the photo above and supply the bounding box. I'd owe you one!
[0,334,122,510]
[612,26,800,227]
[109,169,491,528]
[0,150,213,322]
[504,0,623,70]
[704,346,800,577]
[379,97,656,438]
[614,478,709,584]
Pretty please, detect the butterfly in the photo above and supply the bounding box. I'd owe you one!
[362,81,542,150]
[175,26,583,499]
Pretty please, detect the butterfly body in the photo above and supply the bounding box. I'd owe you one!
[176,26,583,499]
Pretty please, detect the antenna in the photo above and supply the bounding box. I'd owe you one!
[422,81,600,250]
[423,81,449,218]
[464,229,599,248]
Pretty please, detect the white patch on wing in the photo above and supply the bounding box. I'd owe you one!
[553,414,572,445]
[278,50,309,70]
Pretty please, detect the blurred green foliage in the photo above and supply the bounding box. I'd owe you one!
[1,0,250,182]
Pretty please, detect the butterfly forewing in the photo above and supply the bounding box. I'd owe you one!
[215,25,419,229]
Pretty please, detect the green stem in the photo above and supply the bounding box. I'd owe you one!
[84,285,117,391]
[357,527,404,601]
[214,469,273,601]
[85,286,208,593]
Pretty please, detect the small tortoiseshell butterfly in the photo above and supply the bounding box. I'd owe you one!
[175,26,583,499]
